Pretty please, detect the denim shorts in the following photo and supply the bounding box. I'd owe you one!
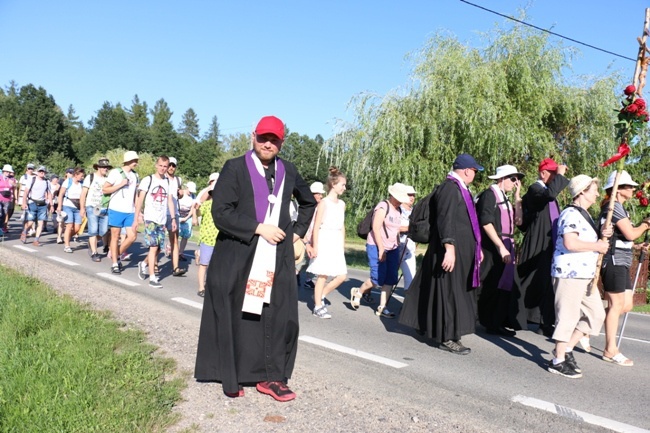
[178,220,192,239]
[166,213,180,233]
[86,206,108,236]
[144,221,166,247]
[108,209,134,228]
[199,243,214,266]
[63,205,82,225]
[27,202,48,222]
[366,244,400,286]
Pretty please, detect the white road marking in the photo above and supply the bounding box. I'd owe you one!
[597,332,650,345]
[13,245,37,253]
[48,256,79,266]
[512,395,649,433]
[171,297,204,310]
[299,335,408,369]
[96,272,140,287]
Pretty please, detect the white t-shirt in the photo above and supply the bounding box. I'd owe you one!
[551,206,599,279]
[139,175,170,225]
[167,175,181,216]
[61,179,83,208]
[26,177,50,202]
[19,173,35,201]
[105,168,138,213]
[82,172,107,208]
[178,193,195,219]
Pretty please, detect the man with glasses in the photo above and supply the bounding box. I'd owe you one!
[165,156,187,276]
[400,153,484,355]
[476,165,524,337]
[517,158,569,336]
[21,166,52,245]
[80,158,113,262]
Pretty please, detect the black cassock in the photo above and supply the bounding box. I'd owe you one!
[194,155,316,395]
[515,174,568,329]
[399,179,477,343]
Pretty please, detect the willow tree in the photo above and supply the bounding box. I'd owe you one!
[326,23,622,224]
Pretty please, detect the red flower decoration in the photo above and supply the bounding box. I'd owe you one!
[636,190,644,199]
[640,197,649,207]
[601,142,631,167]
[624,85,636,96]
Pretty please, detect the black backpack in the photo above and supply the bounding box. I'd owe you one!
[407,186,438,244]
[357,200,390,240]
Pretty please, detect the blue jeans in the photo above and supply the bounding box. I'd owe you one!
[366,245,400,286]
[86,206,108,236]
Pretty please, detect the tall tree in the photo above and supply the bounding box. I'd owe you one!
[178,108,200,142]
[126,94,150,128]
[149,98,181,156]
[77,102,137,162]
[328,23,622,225]
[65,104,86,150]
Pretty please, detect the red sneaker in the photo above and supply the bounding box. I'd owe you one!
[256,381,296,402]
[224,387,244,398]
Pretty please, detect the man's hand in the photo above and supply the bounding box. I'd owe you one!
[499,245,511,264]
[556,164,568,176]
[442,244,455,272]
[256,224,286,245]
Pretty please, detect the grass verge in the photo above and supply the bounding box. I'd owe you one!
[0,265,185,432]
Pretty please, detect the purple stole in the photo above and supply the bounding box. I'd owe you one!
[549,200,560,245]
[490,187,515,291]
[447,175,482,288]
[244,150,285,223]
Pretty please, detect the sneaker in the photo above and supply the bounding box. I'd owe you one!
[63,246,73,253]
[553,350,582,373]
[439,340,471,355]
[313,306,332,319]
[321,297,330,306]
[256,381,296,402]
[149,278,163,289]
[548,360,582,378]
[32,240,41,247]
[91,253,101,263]
[111,264,121,275]
[362,293,375,304]
[375,306,395,318]
[20,232,27,243]
[56,238,63,244]
[350,287,362,310]
[27,228,35,236]
[119,252,132,261]
[138,261,148,281]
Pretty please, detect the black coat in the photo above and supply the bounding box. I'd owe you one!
[194,154,316,394]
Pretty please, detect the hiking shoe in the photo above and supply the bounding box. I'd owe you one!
[149,278,163,289]
[553,350,582,374]
[375,306,395,318]
[350,287,362,310]
[63,246,73,253]
[548,360,582,378]
[256,381,296,402]
[20,232,27,243]
[111,264,121,274]
[91,253,101,263]
[172,267,187,277]
[439,340,471,355]
[362,293,375,304]
[138,261,148,281]
[321,296,330,306]
[313,306,332,319]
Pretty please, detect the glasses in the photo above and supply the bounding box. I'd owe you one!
[169,163,177,168]
[407,193,416,197]
[508,176,519,182]
[27,168,34,171]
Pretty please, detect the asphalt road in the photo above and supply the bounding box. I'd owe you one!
[2,218,649,432]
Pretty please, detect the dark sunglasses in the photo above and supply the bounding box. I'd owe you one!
[169,163,177,168]
[508,176,519,182]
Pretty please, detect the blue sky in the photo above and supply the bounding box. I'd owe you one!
[1,1,647,140]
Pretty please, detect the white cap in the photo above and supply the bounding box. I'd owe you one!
[186,181,197,193]
[310,182,326,194]
[388,182,410,203]
[123,151,139,163]
[2,164,14,173]
[169,157,178,166]
[488,164,524,180]
[604,170,638,190]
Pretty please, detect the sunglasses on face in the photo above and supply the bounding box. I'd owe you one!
[509,176,519,182]
[169,164,177,168]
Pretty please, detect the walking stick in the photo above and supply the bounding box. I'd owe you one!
[617,232,649,348]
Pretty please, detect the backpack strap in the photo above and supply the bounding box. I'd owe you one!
[27,176,37,200]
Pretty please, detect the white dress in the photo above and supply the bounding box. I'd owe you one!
[307,197,347,276]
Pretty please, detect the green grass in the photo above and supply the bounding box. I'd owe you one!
[632,304,650,313]
[0,265,185,433]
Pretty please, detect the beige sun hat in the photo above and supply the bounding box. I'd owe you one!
[568,175,599,198]
[388,182,410,203]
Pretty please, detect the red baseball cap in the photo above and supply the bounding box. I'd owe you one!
[538,158,558,172]
[255,116,285,140]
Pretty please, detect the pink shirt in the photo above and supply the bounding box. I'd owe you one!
[367,200,401,251]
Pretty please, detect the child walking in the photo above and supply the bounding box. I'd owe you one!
[307,167,347,319]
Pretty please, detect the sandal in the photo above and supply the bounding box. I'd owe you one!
[602,352,634,367]
[197,290,205,297]
[173,267,187,277]
[350,287,362,310]
[578,336,591,353]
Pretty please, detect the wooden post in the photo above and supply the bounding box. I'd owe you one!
[591,9,650,294]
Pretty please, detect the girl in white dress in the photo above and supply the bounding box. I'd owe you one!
[308,167,347,319]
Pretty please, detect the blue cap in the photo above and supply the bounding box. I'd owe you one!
[452,153,484,171]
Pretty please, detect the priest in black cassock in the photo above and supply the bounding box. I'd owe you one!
[194,116,316,402]
[515,158,569,335]
[399,153,484,355]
